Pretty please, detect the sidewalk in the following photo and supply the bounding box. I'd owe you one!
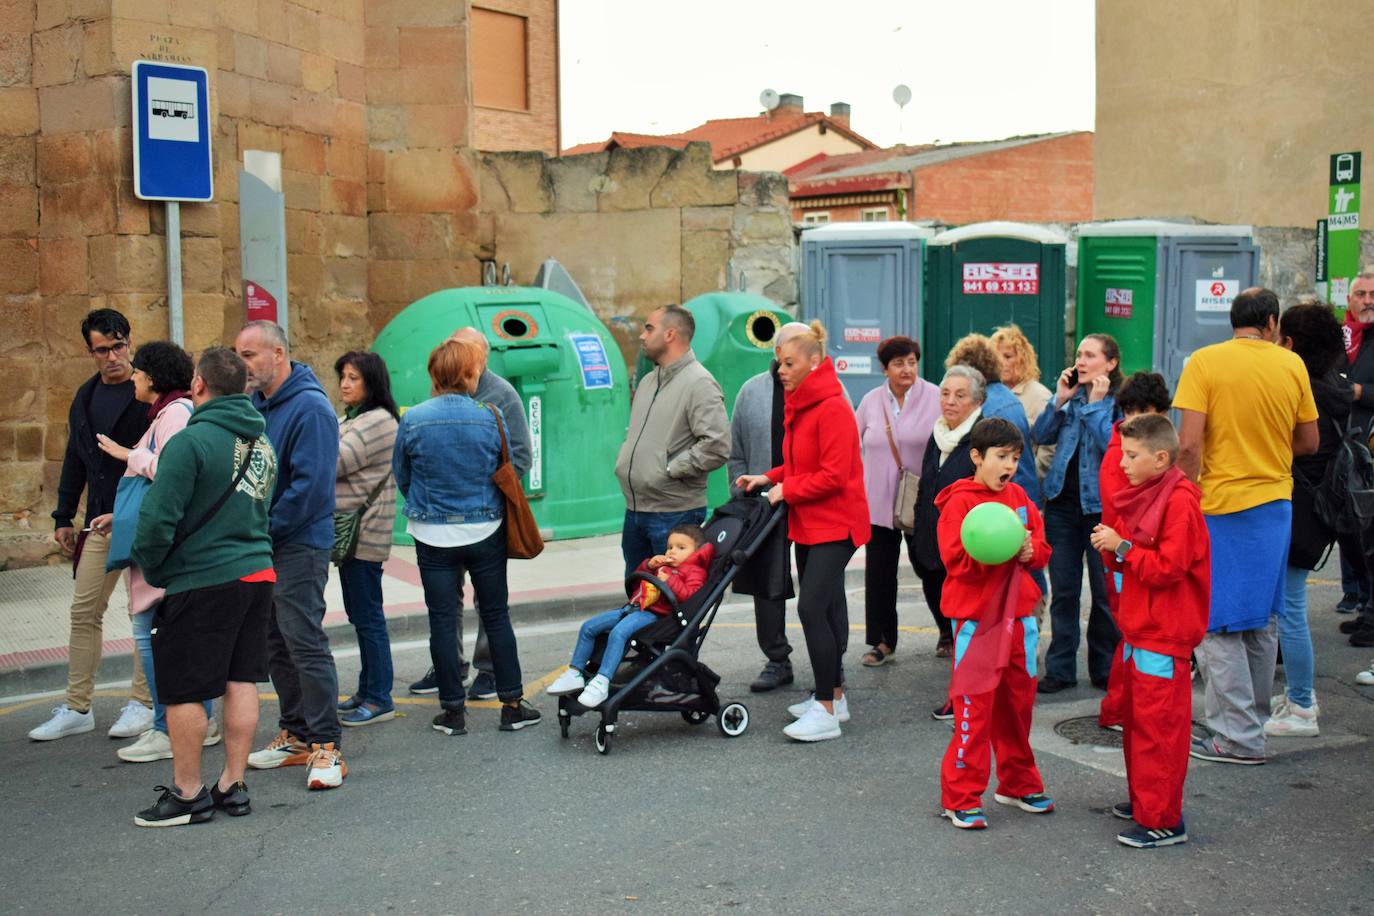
[0,533,875,694]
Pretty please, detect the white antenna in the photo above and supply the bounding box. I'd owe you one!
[893,84,911,136]
[759,88,780,112]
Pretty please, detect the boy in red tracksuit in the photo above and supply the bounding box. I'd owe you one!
[1090,414,1210,849]
[936,418,1053,830]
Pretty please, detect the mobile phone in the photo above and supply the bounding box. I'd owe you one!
[1065,368,1080,387]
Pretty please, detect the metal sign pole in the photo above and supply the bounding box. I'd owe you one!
[166,201,183,346]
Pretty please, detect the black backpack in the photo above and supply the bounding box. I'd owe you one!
[1309,418,1374,535]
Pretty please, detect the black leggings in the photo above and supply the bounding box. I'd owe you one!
[863,524,920,651]
[916,565,952,642]
[795,538,857,700]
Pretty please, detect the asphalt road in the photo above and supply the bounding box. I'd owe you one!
[2,580,1372,915]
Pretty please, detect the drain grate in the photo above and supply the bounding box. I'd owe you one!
[1053,715,1123,748]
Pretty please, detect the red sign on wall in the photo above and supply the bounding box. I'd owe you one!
[962,262,1040,295]
[1105,287,1134,319]
[245,281,278,323]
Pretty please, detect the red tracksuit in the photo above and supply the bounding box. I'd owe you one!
[1107,470,1210,830]
[935,478,1051,812]
[1098,422,1129,727]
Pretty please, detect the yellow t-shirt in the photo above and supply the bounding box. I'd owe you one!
[1172,338,1319,515]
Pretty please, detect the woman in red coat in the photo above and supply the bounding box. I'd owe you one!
[737,321,870,742]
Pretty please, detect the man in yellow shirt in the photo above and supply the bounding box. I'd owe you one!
[1174,287,1319,765]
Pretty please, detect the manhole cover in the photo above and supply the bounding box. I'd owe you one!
[1053,716,1123,748]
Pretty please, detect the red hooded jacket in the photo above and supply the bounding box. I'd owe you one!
[630,543,713,616]
[935,479,1050,621]
[765,357,871,548]
[1111,477,1211,658]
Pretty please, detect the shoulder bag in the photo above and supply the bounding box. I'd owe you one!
[884,420,920,533]
[332,471,391,566]
[161,437,256,565]
[106,401,194,572]
[484,404,544,559]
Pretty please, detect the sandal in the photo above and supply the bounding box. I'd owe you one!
[935,637,953,658]
[862,645,894,667]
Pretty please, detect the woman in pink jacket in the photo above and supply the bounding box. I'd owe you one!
[91,342,220,764]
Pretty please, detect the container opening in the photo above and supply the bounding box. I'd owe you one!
[501,316,530,338]
[745,309,780,349]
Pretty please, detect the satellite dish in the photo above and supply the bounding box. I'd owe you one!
[893,84,912,108]
[759,89,780,111]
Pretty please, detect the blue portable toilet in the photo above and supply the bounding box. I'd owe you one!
[801,221,936,402]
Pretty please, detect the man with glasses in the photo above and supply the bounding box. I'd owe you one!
[30,310,154,742]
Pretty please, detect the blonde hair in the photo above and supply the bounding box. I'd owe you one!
[944,333,1001,384]
[781,319,828,360]
[989,324,1041,387]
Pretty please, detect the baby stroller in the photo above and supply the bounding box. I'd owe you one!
[557,495,787,754]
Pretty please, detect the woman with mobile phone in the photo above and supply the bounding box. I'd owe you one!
[1031,334,1123,694]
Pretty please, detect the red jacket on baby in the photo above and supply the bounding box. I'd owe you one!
[629,544,713,616]
[934,479,1051,621]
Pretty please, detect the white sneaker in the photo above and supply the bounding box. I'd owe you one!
[783,703,842,742]
[546,668,586,696]
[28,705,95,741]
[1264,703,1319,737]
[577,675,610,708]
[1270,692,1320,717]
[787,694,850,722]
[1356,664,1374,686]
[305,742,346,791]
[107,700,154,738]
[204,718,223,747]
[118,728,172,763]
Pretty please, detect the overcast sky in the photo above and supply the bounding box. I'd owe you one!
[558,0,1096,151]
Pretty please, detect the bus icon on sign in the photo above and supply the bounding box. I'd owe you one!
[1336,153,1355,183]
[151,99,194,120]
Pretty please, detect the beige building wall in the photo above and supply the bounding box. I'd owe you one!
[1095,0,1374,227]
[726,124,866,172]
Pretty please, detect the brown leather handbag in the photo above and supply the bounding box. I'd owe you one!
[485,403,544,559]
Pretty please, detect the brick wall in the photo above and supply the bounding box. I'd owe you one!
[470,0,558,155]
[912,132,1093,225]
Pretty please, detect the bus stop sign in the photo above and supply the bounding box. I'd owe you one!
[131,60,213,201]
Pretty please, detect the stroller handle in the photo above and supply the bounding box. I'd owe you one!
[624,569,682,614]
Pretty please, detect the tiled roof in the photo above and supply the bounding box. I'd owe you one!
[562,112,876,161]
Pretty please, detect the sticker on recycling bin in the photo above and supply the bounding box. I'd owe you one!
[569,333,613,390]
[1195,279,1239,312]
[834,356,872,374]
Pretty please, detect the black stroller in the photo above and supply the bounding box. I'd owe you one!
[557,495,787,754]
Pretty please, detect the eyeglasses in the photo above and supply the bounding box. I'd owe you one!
[89,340,129,357]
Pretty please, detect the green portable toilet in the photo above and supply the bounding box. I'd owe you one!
[373,286,631,543]
[924,222,1068,386]
[1076,220,1259,391]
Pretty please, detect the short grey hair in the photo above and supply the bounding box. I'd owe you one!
[941,364,986,404]
[451,326,491,353]
[241,319,288,354]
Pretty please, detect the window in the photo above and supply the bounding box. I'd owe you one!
[802,212,830,225]
[860,208,889,222]
[472,8,528,111]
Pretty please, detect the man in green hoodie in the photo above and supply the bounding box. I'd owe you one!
[130,348,279,827]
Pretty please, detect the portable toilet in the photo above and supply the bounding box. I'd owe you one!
[372,286,631,543]
[1076,221,1259,392]
[801,221,936,402]
[924,222,1068,386]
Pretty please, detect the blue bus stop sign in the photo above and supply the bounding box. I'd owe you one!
[131,60,213,201]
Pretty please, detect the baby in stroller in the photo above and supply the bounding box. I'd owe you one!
[547,524,711,708]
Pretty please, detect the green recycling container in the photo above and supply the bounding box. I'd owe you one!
[372,286,631,543]
[635,292,791,510]
[923,222,1068,387]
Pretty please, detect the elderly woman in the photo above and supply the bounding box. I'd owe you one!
[912,365,986,666]
[737,321,870,743]
[394,338,540,737]
[855,335,940,667]
[333,351,400,727]
[945,334,1039,503]
[1032,333,1122,694]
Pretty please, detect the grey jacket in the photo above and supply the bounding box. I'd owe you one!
[476,369,532,478]
[614,350,730,512]
[727,368,777,497]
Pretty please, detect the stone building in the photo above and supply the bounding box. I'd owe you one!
[0,0,795,568]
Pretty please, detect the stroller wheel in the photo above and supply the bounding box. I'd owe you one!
[594,725,612,755]
[717,702,750,738]
[681,710,710,726]
[559,719,569,739]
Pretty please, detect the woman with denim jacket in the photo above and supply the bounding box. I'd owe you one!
[1031,334,1123,694]
[393,338,541,737]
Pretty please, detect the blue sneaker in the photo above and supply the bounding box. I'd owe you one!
[942,807,989,829]
[994,792,1055,814]
[1111,801,1133,820]
[340,704,396,728]
[467,672,498,701]
[337,695,362,712]
[1117,820,1187,848]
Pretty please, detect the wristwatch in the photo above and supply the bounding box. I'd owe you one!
[1114,540,1133,562]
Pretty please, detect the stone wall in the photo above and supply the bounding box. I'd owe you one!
[474,142,797,369]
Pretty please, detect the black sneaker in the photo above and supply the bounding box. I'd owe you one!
[1117,820,1187,848]
[410,667,439,695]
[931,700,954,721]
[1037,676,1077,695]
[468,671,498,701]
[1111,801,1133,820]
[749,661,794,693]
[134,785,214,828]
[432,708,466,736]
[1336,591,1362,614]
[1339,617,1363,634]
[499,699,542,731]
[210,779,251,817]
[1350,625,1374,648]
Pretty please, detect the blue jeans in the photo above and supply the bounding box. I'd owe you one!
[132,608,211,734]
[570,607,659,680]
[621,508,706,579]
[338,558,394,707]
[415,527,523,709]
[1278,564,1315,708]
[266,544,340,746]
[1043,500,1118,684]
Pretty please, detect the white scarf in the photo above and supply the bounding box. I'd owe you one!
[932,407,981,466]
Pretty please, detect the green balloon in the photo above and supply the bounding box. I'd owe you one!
[960,502,1026,565]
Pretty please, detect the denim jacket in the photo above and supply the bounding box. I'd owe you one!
[1032,388,1118,513]
[393,394,504,523]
